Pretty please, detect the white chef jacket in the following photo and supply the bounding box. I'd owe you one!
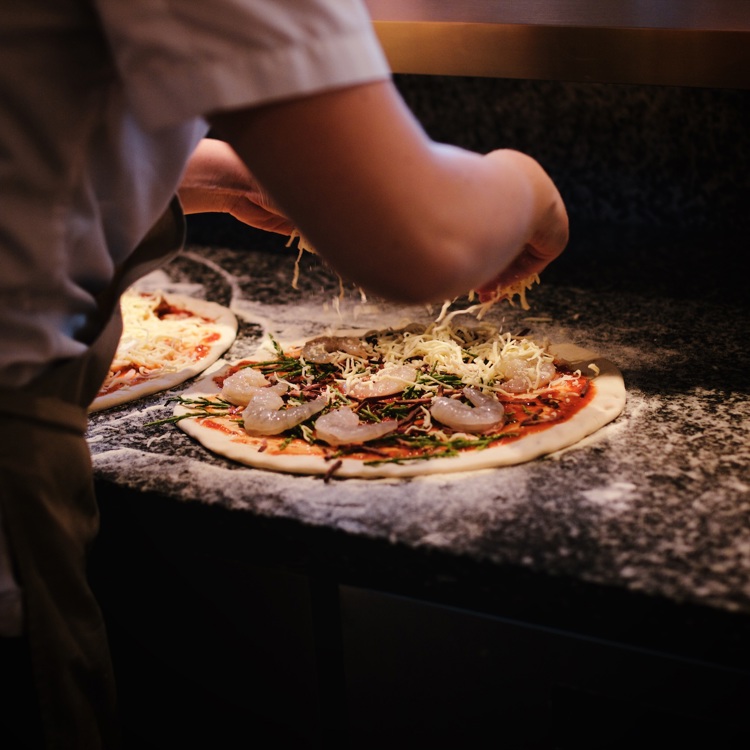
[0,0,390,637]
[0,0,391,390]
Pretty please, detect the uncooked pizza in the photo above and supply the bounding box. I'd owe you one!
[162,319,625,478]
[90,290,238,412]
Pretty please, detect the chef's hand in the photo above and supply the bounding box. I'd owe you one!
[178,137,294,234]
[476,150,569,302]
[208,81,569,305]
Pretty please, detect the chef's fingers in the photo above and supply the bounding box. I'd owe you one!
[477,215,569,301]
[476,152,569,301]
[178,137,295,234]
[484,149,569,268]
[223,195,295,235]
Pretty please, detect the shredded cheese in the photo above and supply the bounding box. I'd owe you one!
[436,274,541,324]
[287,230,316,291]
[286,229,541,320]
[330,320,559,398]
[107,292,214,382]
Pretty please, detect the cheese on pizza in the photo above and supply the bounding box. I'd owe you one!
[110,292,205,378]
[90,291,237,412]
[344,321,555,396]
[107,292,216,382]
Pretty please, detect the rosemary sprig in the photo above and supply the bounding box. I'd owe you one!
[378,402,418,419]
[144,395,233,427]
[247,351,336,382]
[401,369,463,399]
[363,430,517,465]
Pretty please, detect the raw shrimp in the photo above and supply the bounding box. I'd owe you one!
[500,360,556,394]
[348,365,418,400]
[301,336,369,364]
[220,366,270,405]
[242,388,327,436]
[314,407,400,446]
[430,387,505,433]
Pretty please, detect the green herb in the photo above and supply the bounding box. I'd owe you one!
[363,430,517,465]
[243,334,336,381]
[379,402,418,419]
[357,406,383,422]
[278,435,295,450]
[401,369,463,399]
[144,396,233,426]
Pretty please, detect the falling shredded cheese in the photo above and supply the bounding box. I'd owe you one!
[287,229,316,256]
[437,274,541,324]
[286,229,541,319]
[287,230,316,290]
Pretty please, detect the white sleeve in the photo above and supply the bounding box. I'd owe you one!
[93,0,392,130]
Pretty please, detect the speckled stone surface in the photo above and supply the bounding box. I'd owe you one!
[87,77,750,670]
[87,230,750,632]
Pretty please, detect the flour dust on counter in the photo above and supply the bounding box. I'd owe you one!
[86,240,750,620]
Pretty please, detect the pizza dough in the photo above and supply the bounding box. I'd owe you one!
[90,291,238,413]
[170,326,625,478]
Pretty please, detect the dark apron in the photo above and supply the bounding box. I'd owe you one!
[0,200,184,750]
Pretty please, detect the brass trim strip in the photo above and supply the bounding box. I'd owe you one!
[372,21,750,89]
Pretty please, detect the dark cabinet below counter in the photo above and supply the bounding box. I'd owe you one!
[342,587,749,749]
[90,486,750,750]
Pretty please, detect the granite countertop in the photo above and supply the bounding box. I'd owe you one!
[86,226,750,644]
